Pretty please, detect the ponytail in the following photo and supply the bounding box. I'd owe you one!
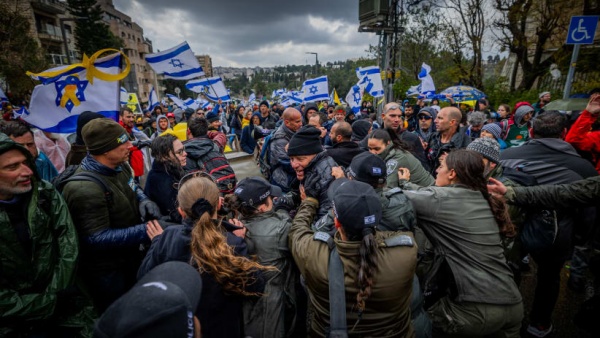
[356,231,378,314]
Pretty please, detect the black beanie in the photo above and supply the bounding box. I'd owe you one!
[287,126,323,156]
[259,100,269,109]
[351,120,371,142]
[82,118,129,155]
[75,111,105,145]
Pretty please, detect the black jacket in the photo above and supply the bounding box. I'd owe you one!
[325,141,365,168]
[144,160,183,222]
[425,126,471,174]
[138,219,262,338]
[399,129,430,172]
[302,152,337,220]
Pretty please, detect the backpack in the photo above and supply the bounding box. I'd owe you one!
[194,147,237,194]
[500,167,558,254]
[257,130,276,180]
[52,165,113,205]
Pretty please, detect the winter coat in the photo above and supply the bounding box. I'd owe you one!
[62,155,146,310]
[289,198,417,338]
[500,138,598,256]
[138,218,262,338]
[325,141,365,168]
[269,123,297,191]
[565,109,600,173]
[403,185,523,306]
[379,144,434,188]
[301,151,337,220]
[506,175,600,208]
[425,126,471,174]
[183,136,237,194]
[240,125,257,154]
[144,160,183,222]
[242,209,300,338]
[230,108,244,139]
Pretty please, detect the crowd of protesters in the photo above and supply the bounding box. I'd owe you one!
[1,88,599,338]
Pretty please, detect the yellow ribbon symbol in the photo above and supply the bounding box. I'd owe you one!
[59,82,80,108]
[26,48,130,85]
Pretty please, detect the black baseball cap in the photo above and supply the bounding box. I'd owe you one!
[94,261,202,338]
[347,152,386,187]
[328,178,382,238]
[234,176,282,207]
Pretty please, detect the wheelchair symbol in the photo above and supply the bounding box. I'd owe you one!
[571,19,591,42]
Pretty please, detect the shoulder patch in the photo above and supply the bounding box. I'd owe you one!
[384,235,414,247]
[386,159,398,176]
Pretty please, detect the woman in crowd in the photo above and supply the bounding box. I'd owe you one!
[398,149,523,337]
[229,105,245,141]
[224,176,302,337]
[240,112,261,154]
[138,174,271,338]
[501,102,534,147]
[367,128,434,187]
[144,134,187,222]
[241,109,252,129]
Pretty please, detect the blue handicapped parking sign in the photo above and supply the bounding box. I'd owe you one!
[566,16,599,44]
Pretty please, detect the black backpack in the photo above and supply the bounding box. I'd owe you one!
[500,167,558,254]
[52,165,113,206]
[193,148,237,195]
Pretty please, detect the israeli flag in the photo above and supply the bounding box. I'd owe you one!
[302,76,329,102]
[145,41,205,80]
[120,87,128,105]
[418,63,435,97]
[282,90,303,104]
[406,85,420,97]
[0,86,8,103]
[13,106,29,119]
[345,79,364,113]
[22,52,123,133]
[167,94,186,108]
[248,92,256,103]
[356,66,384,98]
[148,86,159,111]
[186,76,231,102]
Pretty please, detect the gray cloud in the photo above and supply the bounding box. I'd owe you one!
[112,0,378,67]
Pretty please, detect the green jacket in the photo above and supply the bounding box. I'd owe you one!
[380,145,434,188]
[0,134,92,336]
[506,175,600,208]
[242,209,300,338]
[289,198,417,338]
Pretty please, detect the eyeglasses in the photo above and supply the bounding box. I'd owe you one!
[175,170,216,190]
[385,104,401,113]
[174,148,186,155]
[418,115,432,120]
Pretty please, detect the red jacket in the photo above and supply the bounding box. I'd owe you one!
[120,121,145,177]
[565,110,600,173]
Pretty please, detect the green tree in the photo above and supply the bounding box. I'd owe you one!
[67,0,123,56]
[0,1,47,101]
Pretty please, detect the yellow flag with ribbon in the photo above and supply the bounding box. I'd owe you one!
[23,49,130,133]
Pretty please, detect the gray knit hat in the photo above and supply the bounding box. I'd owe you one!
[467,137,500,164]
[481,123,502,140]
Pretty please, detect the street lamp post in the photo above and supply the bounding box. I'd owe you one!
[60,17,87,64]
[306,52,318,74]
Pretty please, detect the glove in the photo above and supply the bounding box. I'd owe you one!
[273,195,297,212]
[139,199,162,221]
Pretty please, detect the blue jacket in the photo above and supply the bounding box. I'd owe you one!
[35,151,58,182]
[240,125,257,154]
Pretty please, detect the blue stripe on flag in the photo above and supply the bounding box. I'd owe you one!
[304,93,329,101]
[304,76,327,85]
[164,67,204,78]
[145,43,190,63]
[41,110,119,133]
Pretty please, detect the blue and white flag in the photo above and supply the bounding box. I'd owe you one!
[272,88,286,98]
[0,87,8,103]
[418,63,435,97]
[345,79,364,113]
[167,94,186,108]
[356,66,385,98]
[23,52,124,133]
[406,84,420,97]
[12,106,29,119]
[120,87,128,105]
[248,92,256,103]
[145,41,205,80]
[148,86,159,111]
[302,75,329,102]
[186,76,231,102]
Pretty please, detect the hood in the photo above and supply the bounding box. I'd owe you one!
[513,102,534,126]
[304,103,319,121]
[156,114,171,133]
[526,138,581,157]
[416,107,437,134]
[184,137,217,159]
[0,133,38,180]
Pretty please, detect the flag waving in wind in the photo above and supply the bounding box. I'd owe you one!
[418,63,435,97]
[186,76,231,102]
[302,75,329,102]
[148,86,159,111]
[145,41,204,80]
[346,80,364,113]
[356,66,385,98]
[23,49,130,133]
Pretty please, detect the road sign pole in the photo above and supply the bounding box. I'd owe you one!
[563,44,581,100]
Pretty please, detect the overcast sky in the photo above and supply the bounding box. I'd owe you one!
[112,0,380,68]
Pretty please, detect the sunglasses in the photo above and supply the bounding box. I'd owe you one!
[418,115,432,120]
[174,171,216,190]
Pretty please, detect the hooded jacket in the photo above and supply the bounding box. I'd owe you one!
[0,134,92,333]
[301,151,337,220]
[414,107,437,143]
[153,114,172,139]
[183,137,237,194]
[269,123,297,191]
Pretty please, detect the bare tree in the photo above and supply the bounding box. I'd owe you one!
[494,0,571,90]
